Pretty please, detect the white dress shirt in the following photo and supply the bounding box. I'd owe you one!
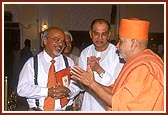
[17,50,80,110]
[78,43,124,111]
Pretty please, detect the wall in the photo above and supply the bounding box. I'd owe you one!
[4,4,112,54]
[67,4,112,31]
[4,4,40,55]
[118,4,164,33]
[4,3,165,54]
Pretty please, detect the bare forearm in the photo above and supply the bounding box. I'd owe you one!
[88,81,112,107]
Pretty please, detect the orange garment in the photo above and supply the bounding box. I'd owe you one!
[119,18,150,40]
[44,59,56,111]
[107,49,164,111]
[44,59,70,110]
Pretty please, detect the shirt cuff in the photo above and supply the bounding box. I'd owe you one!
[40,87,48,97]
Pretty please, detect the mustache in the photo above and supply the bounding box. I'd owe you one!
[95,40,104,43]
[54,45,65,50]
[116,49,126,64]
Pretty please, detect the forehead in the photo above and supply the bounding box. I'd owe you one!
[92,23,109,32]
[48,29,65,38]
[93,21,108,28]
[65,35,71,41]
[92,24,108,32]
[119,37,132,44]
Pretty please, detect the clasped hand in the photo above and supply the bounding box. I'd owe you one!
[87,56,101,71]
[48,84,70,99]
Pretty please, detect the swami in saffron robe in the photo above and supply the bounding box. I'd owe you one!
[107,49,164,111]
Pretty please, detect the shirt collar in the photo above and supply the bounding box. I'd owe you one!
[42,50,60,63]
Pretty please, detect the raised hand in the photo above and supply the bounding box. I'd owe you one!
[71,65,95,87]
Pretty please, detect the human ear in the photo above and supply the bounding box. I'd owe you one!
[89,30,92,39]
[131,39,137,51]
[43,38,47,46]
[107,32,111,41]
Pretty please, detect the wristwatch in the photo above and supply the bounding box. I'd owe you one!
[99,71,105,78]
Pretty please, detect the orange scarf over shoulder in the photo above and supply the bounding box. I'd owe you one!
[107,49,164,111]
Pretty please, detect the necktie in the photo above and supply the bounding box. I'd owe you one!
[44,59,56,111]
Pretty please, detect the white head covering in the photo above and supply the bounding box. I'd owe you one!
[64,31,73,41]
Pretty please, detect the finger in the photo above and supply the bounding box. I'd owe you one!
[56,92,69,98]
[64,87,70,93]
[87,65,92,73]
[71,67,82,76]
[87,65,94,79]
[74,66,86,73]
[71,75,81,81]
[90,56,95,59]
[87,61,91,65]
[71,68,78,75]
[57,82,61,86]
[61,86,70,92]
[54,91,63,98]
[97,57,101,61]
[95,60,99,64]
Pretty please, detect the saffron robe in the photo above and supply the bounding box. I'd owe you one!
[107,49,164,111]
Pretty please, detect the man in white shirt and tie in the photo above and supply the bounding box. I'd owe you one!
[17,27,80,111]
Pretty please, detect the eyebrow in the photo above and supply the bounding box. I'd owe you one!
[92,30,109,33]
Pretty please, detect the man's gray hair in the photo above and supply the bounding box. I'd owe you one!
[40,29,49,47]
[64,31,73,41]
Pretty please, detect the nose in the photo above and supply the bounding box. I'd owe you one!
[96,34,103,40]
[95,33,104,40]
[58,40,65,46]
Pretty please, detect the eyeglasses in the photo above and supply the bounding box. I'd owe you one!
[48,37,66,45]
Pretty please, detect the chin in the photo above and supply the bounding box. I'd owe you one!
[53,51,61,56]
[94,43,103,48]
